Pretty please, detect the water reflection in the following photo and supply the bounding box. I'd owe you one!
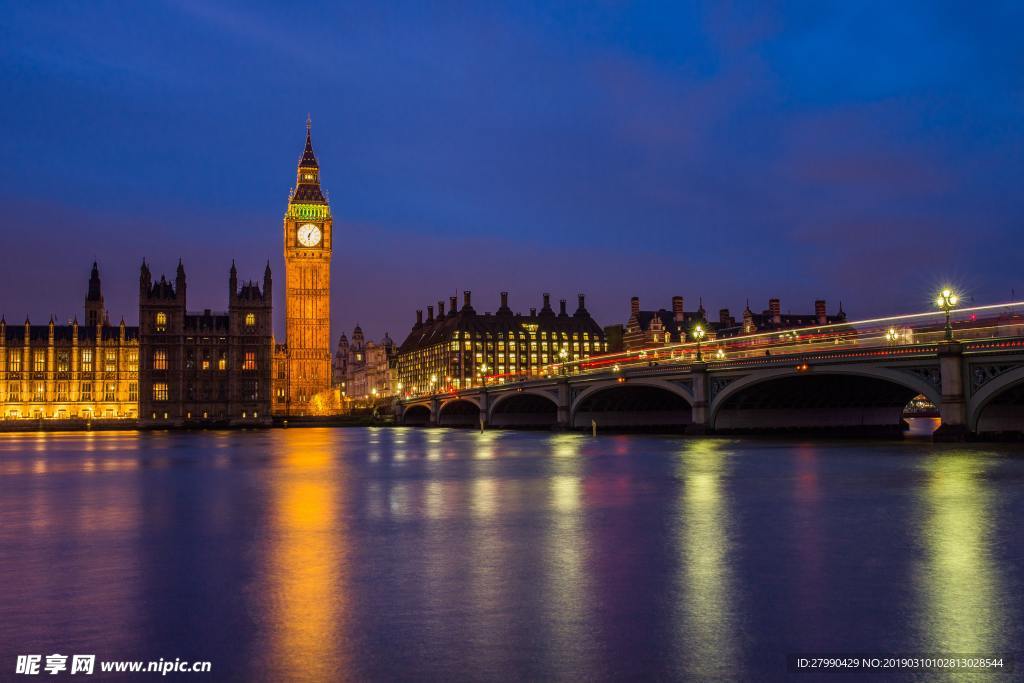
[675,440,742,679]
[917,454,1007,676]
[543,434,595,680]
[263,431,348,681]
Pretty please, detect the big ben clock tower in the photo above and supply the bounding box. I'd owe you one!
[284,116,332,412]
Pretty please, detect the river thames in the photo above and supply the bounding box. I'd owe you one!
[1,425,1021,681]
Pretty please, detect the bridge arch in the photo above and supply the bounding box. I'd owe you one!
[709,366,940,433]
[488,390,559,428]
[400,403,432,426]
[437,397,481,427]
[968,365,1024,434]
[570,378,694,430]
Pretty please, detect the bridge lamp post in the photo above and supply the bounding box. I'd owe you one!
[430,373,438,394]
[692,324,706,362]
[885,327,899,346]
[936,289,959,341]
[479,363,490,388]
[558,345,569,375]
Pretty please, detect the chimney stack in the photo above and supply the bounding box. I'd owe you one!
[577,293,585,313]
[769,298,781,324]
[559,299,567,316]
[672,295,684,322]
[463,290,472,309]
[500,291,509,309]
[415,310,423,326]
[815,299,827,325]
[449,296,457,315]
[631,296,640,316]
[438,300,445,317]
[720,308,731,326]
[542,293,551,310]
[530,307,537,317]
[427,305,434,322]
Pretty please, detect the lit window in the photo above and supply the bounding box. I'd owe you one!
[105,350,117,372]
[218,353,227,371]
[57,352,70,372]
[56,383,68,401]
[81,382,92,401]
[245,313,256,327]
[128,349,138,367]
[129,382,138,402]
[243,351,256,370]
[104,383,116,401]
[155,312,167,331]
[34,382,45,401]
[153,383,169,401]
[81,349,93,372]
[8,351,21,372]
[33,351,45,372]
[154,349,168,370]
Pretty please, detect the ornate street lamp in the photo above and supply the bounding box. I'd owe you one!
[429,373,438,393]
[479,363,490,388]
[885,327,899,345]
[692,324,706,362]
[558,345,569,375]
[935,288,959,341]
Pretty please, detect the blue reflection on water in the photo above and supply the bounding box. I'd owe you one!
[0,427,1022,681]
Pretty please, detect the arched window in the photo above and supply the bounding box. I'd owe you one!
[245,313,256,327]
[155,312,167,332]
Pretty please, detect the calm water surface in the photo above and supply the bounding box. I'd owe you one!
[0,425,1022,682]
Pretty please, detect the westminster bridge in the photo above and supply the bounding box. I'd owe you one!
[396,301,1024,440]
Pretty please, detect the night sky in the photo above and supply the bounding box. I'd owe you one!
[2,2,1021,344]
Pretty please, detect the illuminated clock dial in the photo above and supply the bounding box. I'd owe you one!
[297,223,322,247]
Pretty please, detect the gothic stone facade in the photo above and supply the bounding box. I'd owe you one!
[0,263,139,421]
[280,118,333,414]
[138,260,273,427]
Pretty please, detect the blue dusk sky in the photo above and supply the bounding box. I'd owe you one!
[1,1,1022,343]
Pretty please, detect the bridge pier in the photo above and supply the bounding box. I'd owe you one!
[689,362,710,435]
[934,341,971,441]
[429,397,439,427]
[478,391,489,429]
[556,381,570,429]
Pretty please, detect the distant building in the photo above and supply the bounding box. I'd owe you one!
[623,295,847,352]
[397,291,606,395]
[0,263,139,421]
[138,260,273,427]
[333,326,398,402]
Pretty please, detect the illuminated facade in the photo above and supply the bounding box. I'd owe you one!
[623,296,848,351]
[280,117,333,414]
[0,263,139,421]
[138,260,273,427]
[335,327,397,401]
[397,291,606,395]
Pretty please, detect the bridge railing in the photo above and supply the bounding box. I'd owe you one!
[562,301,1024,377]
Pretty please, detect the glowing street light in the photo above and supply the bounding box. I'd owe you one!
[936,288,959,341]
[692,324,706,362]
[885,327,899,345]
[429,373,438,393]
[715,348,726,360]
[479,363,490,387]
[558,345,569,375]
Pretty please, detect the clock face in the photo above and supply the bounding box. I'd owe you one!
[297,223,322,247]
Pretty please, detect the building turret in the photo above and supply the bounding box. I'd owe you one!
[229,260,238,299]
[176,259,187,305]
[85,261,105,327]
[815,299,827,325]
[263,261,272,307]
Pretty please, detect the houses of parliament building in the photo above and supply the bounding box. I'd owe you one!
[0,119,335,425]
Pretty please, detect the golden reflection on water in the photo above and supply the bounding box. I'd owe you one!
[918,454,1006,674]
[676,440,740,679]
[265,431,347,681]
[544,434,593,678]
